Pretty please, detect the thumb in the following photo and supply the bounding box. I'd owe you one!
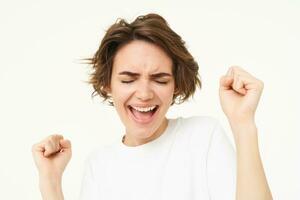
[219,75,234,90]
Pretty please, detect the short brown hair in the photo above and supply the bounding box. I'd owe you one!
[87,13,201,105]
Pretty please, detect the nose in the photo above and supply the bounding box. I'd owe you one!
[135,81,154,101]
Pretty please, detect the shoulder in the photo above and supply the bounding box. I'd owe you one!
[177,115,221,136]
[179,115,219,127]
[175,115,225,150]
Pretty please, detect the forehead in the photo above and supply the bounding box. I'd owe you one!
[112,40,173,74]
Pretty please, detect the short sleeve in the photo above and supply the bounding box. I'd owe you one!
[79,158,100,200]
[206,120,236,200]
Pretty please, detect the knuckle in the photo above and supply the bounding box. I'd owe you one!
[232,66,241,71]
[46,140,57,149]
[49,134,57,140]
[45,145,55,154]
[45,140,53,147]
[49,136,59,143]
[53,134,63,139]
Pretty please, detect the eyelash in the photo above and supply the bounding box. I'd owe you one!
[121,80,168,85]
[121,80,134,84]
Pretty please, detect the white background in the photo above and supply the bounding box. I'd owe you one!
[0,0,299,199]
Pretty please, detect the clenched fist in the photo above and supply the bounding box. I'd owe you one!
[32,134,72,179]
[219,66,264,122]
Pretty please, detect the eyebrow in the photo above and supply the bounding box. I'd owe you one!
[118,71,172,78]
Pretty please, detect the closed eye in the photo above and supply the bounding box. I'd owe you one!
[121,80,134,84]
[121,80,169,84]
[155,81,168,84]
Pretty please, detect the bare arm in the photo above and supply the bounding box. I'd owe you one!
[32,134,71,200]
[39,175,64,200]
[229,119,272,200]
[219,66,272,200]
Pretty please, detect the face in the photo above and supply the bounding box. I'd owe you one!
[108,40,175,146]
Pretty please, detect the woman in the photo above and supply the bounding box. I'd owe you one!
[32,13,272,200]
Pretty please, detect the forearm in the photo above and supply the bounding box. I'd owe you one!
[39,175,64,200]
[229,119,272,200]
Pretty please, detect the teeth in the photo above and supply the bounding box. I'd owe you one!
[131,105,157,112]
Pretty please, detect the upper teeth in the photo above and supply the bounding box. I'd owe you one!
[131,106,156,112]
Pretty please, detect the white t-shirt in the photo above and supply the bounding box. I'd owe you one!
[79,116,236,200]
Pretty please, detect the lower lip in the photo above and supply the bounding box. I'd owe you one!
[128,106,159,125]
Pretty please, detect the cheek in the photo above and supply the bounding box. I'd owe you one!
[111,85,133,109]
[156,85,175,104]
[111,81,175,106]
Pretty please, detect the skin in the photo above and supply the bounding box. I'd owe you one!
[32,40,272,199]
[219,66,273,199]
[107,40,175,146]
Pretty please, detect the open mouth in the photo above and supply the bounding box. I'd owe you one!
[128,105,159,124]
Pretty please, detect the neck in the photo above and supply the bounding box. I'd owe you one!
[123,118,169,146]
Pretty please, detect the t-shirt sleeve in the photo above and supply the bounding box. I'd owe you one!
[206,120,236,200]
[79,158,100,200]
